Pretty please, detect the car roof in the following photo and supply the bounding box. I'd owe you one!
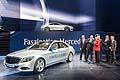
[33,40,66,45]
[49,22,62,25]
[28,40,69,49]
[52,40,69,45]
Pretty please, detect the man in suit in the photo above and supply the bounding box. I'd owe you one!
[86,35,94,63]
[80,35,88,62]
[109,36,117,63]
[103,35,111,63]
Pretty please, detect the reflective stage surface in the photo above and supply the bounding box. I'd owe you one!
[0,54,120,80]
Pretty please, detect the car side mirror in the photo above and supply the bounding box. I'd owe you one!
[49,48,56,51]
[26,46,30,49]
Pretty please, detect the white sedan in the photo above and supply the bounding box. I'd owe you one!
[4,41,75,73]
[41,23,74,31]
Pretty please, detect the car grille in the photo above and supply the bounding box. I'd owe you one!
[5,56,21,64]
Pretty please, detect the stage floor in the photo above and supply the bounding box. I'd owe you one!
[0,54,120,80]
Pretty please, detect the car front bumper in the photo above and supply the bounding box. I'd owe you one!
[41,28,44,31]
[4,60,35,72]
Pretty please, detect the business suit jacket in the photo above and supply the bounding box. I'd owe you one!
[80,39,88,51]
[86,38,94,51]
[110,40,117,51]
[103,40,111,51]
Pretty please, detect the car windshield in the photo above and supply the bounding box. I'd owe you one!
[29,41,52,50]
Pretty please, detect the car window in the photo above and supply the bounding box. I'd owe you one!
[49,23,53,25]
[50,23,61,25]
[29,42,51,50]
[54,23,60,25]
[59,42,68,48]
[50,42,59,50]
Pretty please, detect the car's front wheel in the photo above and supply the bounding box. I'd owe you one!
[44,27,50,32]
[67,53,73,62]
[34,58,45,73]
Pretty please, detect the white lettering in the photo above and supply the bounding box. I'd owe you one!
[23,38,81,46]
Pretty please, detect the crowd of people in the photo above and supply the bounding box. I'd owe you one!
[80,34,117,64]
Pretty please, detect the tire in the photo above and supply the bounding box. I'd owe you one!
[64,27,70,32]
[67,53,73,62]
[34,58,45,73]
[44,27,50,32]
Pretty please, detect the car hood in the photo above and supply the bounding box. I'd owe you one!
[7,49,47,58]
[66,25,73,28]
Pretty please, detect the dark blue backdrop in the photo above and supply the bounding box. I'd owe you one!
[10,31,104,53]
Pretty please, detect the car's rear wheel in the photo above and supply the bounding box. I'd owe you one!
[44,27,50,32]
[64,27,70,32]
[34,58,45,73]
[67,53,73,62]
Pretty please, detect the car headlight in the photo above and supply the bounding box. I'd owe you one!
[21,56,34,63]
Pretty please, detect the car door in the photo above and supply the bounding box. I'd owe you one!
[52,23,63,30]
[56,23,65,30]
[58,42,69,60]
[50,23,58,30]
[47,42,60,64]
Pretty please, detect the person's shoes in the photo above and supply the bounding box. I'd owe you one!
[105,61,109,63]
[112,61,117,64]
[95,61,100,64]
[84,59,88,62]
[88,61,91,64]
[88,61,94,64]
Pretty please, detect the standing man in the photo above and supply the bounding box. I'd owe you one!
[109,36,117,63]
[103,35,111,63]
[86,35,94,63]
[80,35,87,62]
[93,34,101,63]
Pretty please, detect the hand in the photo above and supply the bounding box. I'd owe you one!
[109,47,111,49]
[104,43,107,45]
[109,47,112,51]
[80,48,81,50]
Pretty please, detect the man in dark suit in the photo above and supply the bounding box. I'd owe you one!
[86,35,94,63]
[80,35,88,62]
[110,36,117,63]
[103,35,111,63]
